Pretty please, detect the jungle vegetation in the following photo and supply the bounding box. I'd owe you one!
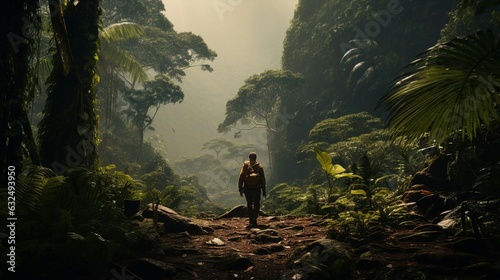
[1,0,499,278]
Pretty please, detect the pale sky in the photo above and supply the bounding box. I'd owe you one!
[151,0,298,162]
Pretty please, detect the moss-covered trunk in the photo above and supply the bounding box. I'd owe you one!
[39,0,101,173]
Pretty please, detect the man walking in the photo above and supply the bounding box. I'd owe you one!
[238,152,266,228]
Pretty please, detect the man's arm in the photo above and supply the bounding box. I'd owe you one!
[238,165,246,196]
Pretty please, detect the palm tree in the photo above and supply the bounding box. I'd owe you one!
[98,22,149,131]
[378,29,500,145]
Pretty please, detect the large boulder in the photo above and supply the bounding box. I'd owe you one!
[141,204,212,235]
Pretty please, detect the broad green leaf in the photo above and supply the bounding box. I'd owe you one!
[314,147,332,171]
[335,173,363,179]
[329,164,346,176]
[350,189,367,196]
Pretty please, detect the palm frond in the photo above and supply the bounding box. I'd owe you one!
[100,43,148,83]
[37,55,53,85]
[378,30,500,145]
[14,166,64,215]
[100,22,144,43]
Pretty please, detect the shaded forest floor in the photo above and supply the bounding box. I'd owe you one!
[156,215,326,280]
[127,213,500,280]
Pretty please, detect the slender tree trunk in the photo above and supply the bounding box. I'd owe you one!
[137,127,144,163]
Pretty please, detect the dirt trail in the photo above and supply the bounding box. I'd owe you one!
[157,215,327,280]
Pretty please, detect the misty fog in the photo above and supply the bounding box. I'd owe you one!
[151,0,298,163]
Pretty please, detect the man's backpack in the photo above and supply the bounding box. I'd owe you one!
[244,162,261,188]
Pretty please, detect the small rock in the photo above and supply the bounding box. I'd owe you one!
[206,237,225,246]
[437,218,456,231]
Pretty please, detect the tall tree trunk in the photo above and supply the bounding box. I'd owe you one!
[1,0,40,185]
[38,0,101,174]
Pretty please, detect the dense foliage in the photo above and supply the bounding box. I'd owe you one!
[273,0,457,183]
[2,0,500,278]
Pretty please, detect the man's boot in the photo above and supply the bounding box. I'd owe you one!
[246,211,254,229]
[252,209,258,227]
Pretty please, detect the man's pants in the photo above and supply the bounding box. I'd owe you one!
[244,188,261,225]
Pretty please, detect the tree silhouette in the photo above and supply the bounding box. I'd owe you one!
[123,75,183,162]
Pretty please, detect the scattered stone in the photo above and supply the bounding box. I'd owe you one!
[437,218,456,231]
[206,237,225,246]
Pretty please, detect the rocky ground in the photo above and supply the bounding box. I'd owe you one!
[120,204,500,280]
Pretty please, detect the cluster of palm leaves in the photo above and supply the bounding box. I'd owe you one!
[378,29,500,145]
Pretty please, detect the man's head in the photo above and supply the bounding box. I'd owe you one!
[249,152,257,161]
